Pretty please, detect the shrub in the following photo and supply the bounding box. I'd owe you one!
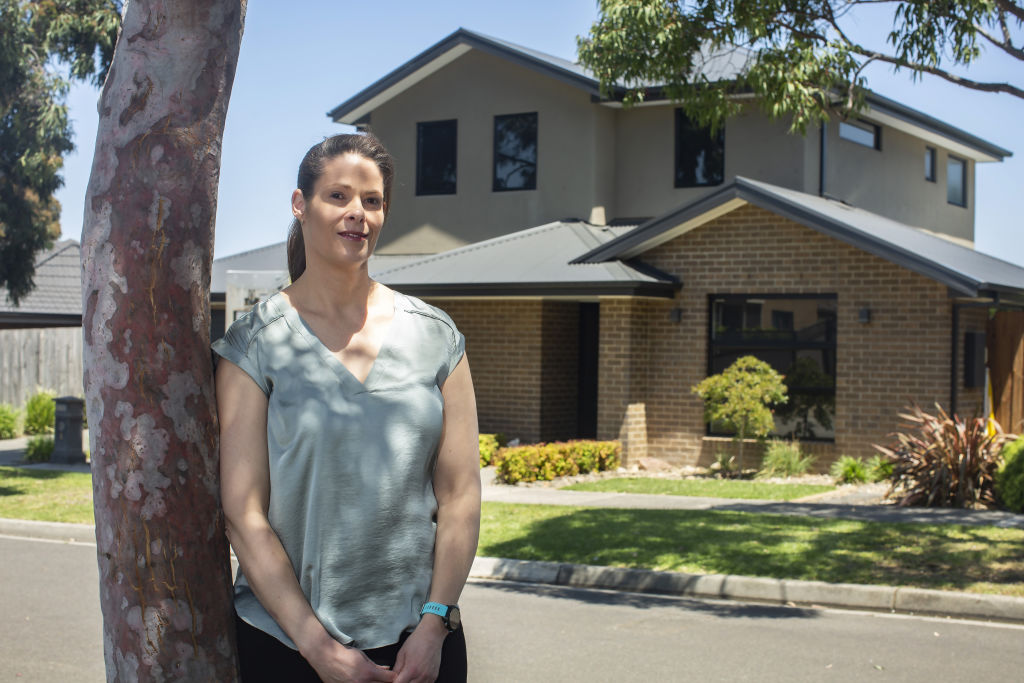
[710,451,737,478]
[874,404,1013,508]
[757,439,815,479]
[0,403,21,439]
[478,433,507,468]
[495,440,620,485]
[24,435,55,463]
[866,454,894,483]
[830,455,870,484]
[692,356,787,471]
[995,437,1024,513]
[24,389,56,435]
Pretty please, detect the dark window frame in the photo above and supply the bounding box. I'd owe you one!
[706,293,838,442]
[947,155,968,207]
[415,119,458,196]
[493,112,538,192]
[674,108,725,188]
[925,146,937,182]
[838,119,881,150]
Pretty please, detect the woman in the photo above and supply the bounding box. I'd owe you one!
[214,133,481,682]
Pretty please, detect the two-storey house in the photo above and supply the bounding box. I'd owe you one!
[219,28,1024,467]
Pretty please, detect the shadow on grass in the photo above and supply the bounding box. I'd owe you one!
[472,579,821,620]
[0,466,72,481]
[479,504,1024,595]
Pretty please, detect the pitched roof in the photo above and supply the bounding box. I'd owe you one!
[211,242,423,293]
[327,28,1009,163]
[0,240,82,327]
[373,220,678,298]
[573,177,1024,304]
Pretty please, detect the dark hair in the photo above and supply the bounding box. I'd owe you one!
[286,133,395,281]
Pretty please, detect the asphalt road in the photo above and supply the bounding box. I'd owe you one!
[4,534,1024,682]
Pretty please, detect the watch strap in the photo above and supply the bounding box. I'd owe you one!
[420,601,449,620]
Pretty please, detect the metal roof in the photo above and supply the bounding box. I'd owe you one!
[373,220,678,298]
[326,28,1009,162]
[0,240,82,327]
[573,177,1024,304]
[210,242,423,293]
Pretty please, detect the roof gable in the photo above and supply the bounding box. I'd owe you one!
[573,177,1024,303]
[328,29,600,125]
[328,29,1008,163]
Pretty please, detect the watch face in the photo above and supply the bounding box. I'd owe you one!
[447,605,461,631]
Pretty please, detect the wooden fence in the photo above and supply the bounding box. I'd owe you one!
[988,311,1024,435]
[0,327,83,406]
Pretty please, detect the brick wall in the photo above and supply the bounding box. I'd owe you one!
[432,299,544,443]
[431,299,583,444]
[602,204,981,467]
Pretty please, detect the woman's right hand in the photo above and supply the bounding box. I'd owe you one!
[302,632,396,683]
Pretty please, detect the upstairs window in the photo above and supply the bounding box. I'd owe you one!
[493,112,538,191]
[709,294,838,441]
[947,155,967,207]
[416,120,457,195]
[675,109,724,187]
[925,147,936,182]
[839,119,880,149]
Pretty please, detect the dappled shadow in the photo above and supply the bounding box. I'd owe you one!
[471,579,821,620]
[711,500,1024,529]
[480,505,1024,597]
[0,485,20,497]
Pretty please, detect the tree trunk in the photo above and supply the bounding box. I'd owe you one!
[81,1,246,679]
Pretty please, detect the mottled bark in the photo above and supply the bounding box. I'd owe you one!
[81,1,246,680]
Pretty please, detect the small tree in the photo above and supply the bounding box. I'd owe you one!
[692,355,788,472]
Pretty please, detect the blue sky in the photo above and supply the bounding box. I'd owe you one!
[55,1,1022,264]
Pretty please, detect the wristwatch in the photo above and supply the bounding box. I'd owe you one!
[420,601,461,632]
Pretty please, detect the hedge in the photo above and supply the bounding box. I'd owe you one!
[494,440,620,484]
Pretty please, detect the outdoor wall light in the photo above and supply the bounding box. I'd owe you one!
[669,308,684,324]
[858,307,872,323]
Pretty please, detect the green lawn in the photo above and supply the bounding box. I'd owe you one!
[562,477,835,500]
[0,467,94,523]
[3,466,1022,598]
[479,502,1024,597]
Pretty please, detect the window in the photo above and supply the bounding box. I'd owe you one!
[493,112,538,191]
[709,294,838,440]
[416,120,457,195]
[947,155,967,207]
[838,119,880,149]
[675,109,724,187]
[924,147,936,182]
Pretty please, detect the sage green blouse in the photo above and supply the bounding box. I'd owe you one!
[212,290,465,650]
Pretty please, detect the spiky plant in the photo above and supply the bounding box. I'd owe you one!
[874,404,1014,508]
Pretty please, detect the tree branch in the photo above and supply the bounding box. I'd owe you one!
[995,0,1024,25]
[974,22,1024,61]
[848,44,1024,99]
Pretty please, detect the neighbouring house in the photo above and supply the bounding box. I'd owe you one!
[316,28,1024,467]
[0,240,84,405]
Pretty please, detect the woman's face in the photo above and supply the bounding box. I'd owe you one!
[292,152,386,270]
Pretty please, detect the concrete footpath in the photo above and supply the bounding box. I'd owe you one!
[3,444,1024,625]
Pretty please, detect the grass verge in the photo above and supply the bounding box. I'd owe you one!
[562,477,835,500]
[3,467,1021,598]
[479,502,1024,597]
[0,467,94,524]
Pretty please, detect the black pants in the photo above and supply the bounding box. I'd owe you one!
[235,614,468,682]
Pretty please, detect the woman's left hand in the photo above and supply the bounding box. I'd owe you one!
[392,617,447,683]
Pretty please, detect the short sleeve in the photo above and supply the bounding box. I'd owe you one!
[212,313,271,396]
[446,327,466,381]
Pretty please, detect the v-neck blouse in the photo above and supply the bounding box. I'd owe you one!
[212,291,465,650]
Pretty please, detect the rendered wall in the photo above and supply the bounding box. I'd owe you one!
[368,51,616,254]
